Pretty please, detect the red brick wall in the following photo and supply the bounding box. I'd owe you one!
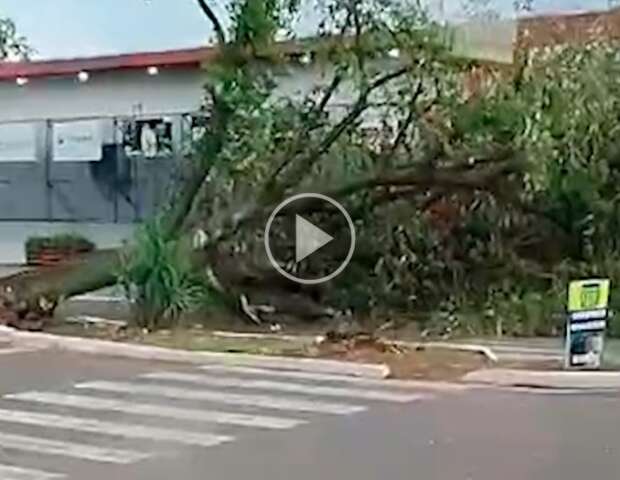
[462,8,620,98]
[517,7,620,50]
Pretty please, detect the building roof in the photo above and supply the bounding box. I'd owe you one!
[6,6,617,84]
[0,46,218,81]
[0,37,325,83]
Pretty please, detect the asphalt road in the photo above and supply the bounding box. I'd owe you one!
[0,348,618,480]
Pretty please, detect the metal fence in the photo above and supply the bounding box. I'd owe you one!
[0,112,201,223]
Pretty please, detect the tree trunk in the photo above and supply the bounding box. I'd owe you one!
[0,249,120,329]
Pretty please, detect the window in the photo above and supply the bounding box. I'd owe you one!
[120,118,173,158]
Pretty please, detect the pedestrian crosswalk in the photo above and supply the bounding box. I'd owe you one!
[0,361,444,479]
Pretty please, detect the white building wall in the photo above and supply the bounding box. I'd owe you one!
[0,66,331,124]
[0,61,398,124]
[276,60,400,105]
[0,68,207,122]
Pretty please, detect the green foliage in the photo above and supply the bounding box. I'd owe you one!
[413,41,620,338]
[229,0,299,48]
[0,16,31,59]
[519,44,620,261]
[187,0,620,339]
[454,92,527,145]
[484,286,564,337]
[119,221,208,330]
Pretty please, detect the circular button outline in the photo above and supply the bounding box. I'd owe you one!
[264,193,356,285]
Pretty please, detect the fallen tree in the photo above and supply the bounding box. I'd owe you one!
[0,0,531,330]
[5,1,620,337]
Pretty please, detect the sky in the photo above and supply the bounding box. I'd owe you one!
[0,0,613,59]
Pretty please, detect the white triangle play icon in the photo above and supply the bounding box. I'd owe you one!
[295,214,334,262]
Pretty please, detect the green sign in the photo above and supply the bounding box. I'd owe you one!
[565,278,611,369]
[567,279,610,312]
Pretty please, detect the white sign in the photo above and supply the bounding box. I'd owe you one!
[53,120,102,162]
[0,123,37,162]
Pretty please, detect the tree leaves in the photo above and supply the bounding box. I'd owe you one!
[0,16,30,60]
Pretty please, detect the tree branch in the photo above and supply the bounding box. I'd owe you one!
[258,151,526,221]
[378,80,425,166]
[320,155,525,204]
[316,73,344,114]
[165,85,228,236]
[261,73,345,197]
[204,147,525,256]
[350,1,366,80]
[196,0,227,46]
[273,65,413,196]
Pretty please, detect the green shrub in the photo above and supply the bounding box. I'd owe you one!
[25,233,95,253]
[118,220,206,330]
[488,289,564,337]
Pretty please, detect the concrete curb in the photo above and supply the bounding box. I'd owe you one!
[463,368,620,390]
[410,341,499,363]
[0,326,390,379]
[211,330,316,343]
[378,339,499,363]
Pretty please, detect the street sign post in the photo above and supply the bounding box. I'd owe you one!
[565,279,611,369]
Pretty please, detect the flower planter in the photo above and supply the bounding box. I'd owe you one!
[27,248,82,266]
[25,235,95,267]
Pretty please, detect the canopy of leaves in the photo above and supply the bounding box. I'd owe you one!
[0,15,30,59]
[181,1,620,336]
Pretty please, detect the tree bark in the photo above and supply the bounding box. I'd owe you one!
[0,250,120,329]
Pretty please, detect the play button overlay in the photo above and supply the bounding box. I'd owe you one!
[264,193,356,285]
[295,215,333,262]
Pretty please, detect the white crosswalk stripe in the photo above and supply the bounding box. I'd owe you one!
[0,432,150,464]
[142,371,427,402]
[75,380,367,414]
[0,464,64,480]
[198,364,467,391]
[0,408,233,447]
[7,391,306,430]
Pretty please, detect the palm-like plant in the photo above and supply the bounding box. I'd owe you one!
[119,221,204,330]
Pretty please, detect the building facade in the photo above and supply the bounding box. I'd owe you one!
[0,47,221,224]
